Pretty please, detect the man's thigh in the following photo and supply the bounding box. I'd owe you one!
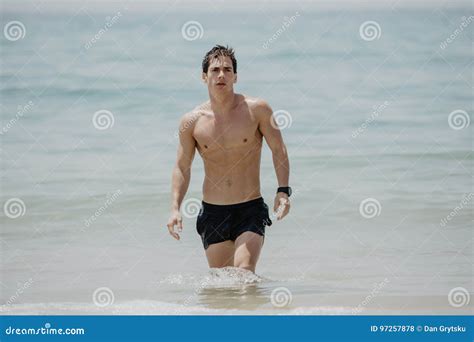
[205,240,235,268]
[233,231,264,272]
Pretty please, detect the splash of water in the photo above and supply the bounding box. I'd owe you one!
[205,267,264,286]
[158,267,268,288]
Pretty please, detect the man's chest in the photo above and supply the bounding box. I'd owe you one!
[193,114,261,152]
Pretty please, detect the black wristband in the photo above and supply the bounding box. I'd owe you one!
[277,186,292,197]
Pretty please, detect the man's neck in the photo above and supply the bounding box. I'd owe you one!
[209,91,237,116]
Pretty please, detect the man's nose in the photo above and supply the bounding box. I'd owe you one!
[218,70,225,78]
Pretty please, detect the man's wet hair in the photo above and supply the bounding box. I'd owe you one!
[202,45,237,74]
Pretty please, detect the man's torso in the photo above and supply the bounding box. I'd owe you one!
[192,94,263,204]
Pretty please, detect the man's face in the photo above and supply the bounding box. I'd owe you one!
[202,56,237,90]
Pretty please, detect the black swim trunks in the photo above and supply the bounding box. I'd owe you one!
[196,197,273,249]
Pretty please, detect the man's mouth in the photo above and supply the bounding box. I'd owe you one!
[216,82,226,86]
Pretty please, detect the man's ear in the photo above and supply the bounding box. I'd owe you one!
[202,72,207,83]
[234,74,237,83]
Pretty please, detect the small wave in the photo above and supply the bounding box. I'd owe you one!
[0,301,358,315]
[0,301,224,315]
[289,306,357,315]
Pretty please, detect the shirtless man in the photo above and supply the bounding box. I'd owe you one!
[167,45,291,273]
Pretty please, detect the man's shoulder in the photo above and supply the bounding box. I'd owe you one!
[180,103,210,124]
[177,106,208,137]
[243,95,273,117]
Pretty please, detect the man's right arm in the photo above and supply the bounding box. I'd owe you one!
[167,113,197,240]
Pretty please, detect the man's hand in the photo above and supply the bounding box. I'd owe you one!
[273,192,290,220]
[167,210,183,240]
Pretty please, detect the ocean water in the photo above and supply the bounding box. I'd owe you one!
[0,1,472,315]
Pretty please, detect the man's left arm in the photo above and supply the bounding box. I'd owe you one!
[256,99,290,220]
